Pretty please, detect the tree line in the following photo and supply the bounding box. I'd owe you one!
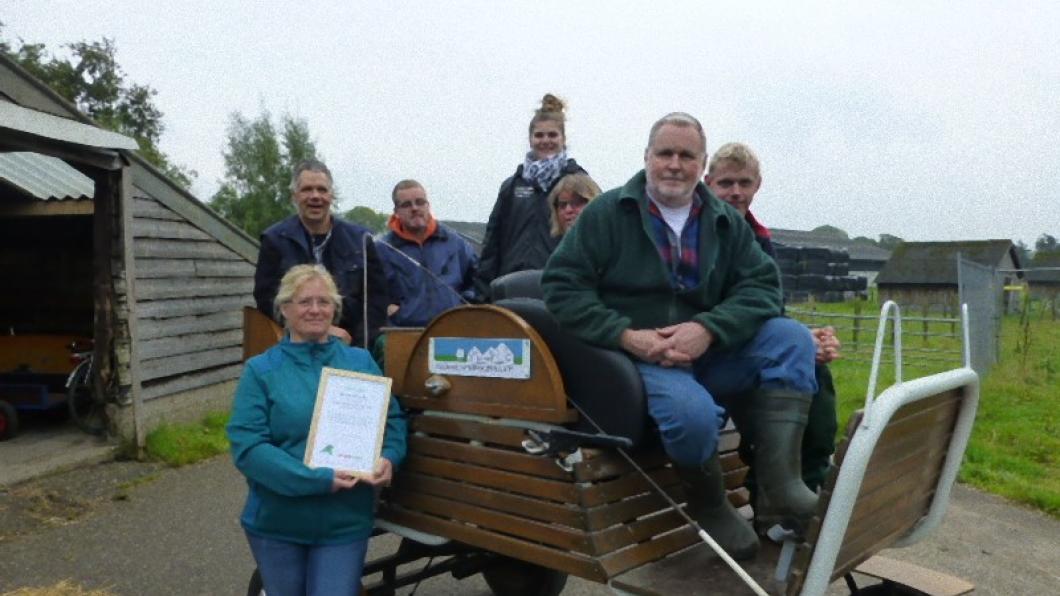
[4,31,1057,249]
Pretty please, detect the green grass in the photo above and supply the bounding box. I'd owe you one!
[143,411,230,466]
[789,298,1060,518]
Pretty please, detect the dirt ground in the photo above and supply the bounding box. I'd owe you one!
[0,460,164,545]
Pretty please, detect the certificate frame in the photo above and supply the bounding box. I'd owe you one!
[304,367,393,478]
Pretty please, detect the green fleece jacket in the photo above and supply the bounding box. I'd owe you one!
[227,336,407,545]
[542,170,782,352]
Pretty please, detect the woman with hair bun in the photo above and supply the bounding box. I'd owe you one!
[476,93,589,298]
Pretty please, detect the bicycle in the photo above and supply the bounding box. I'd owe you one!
[66,341,106,435]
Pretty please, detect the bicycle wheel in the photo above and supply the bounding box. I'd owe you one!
[67,360,106,435]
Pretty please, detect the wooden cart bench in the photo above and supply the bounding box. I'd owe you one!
[610,304,980,595]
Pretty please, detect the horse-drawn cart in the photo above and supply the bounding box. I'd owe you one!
[242,294,979,595]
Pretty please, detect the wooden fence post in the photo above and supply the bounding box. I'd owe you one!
[853,299,862,354]
[922,303,930,346]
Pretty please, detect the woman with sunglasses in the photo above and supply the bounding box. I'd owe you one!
[548,173,602,237]
[476,93,589,298]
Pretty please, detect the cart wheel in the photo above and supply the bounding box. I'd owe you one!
[246,568,264,596]
[0,401,18,441]
[482,556,567,596]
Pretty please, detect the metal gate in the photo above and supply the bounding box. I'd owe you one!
[957,253,1001,375]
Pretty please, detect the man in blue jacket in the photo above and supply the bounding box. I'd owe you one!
[378,180,479,327]
[253,159,388,348]
[542,113,818,560]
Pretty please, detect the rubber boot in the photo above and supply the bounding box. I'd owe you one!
[676,455,759,561]
[802,364,839,492]
[743,389,819,534]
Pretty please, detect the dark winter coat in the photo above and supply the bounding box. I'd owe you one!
[253,215,388,347]
[476,159,587,298]
[542,170,782,351]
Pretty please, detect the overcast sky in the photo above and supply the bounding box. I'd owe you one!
[5,1,1058,245]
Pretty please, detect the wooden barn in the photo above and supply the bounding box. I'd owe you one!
[1026,251,1060,314]
[0,54,256,446]
[875,240,1022,312]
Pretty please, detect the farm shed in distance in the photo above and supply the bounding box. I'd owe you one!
[1026,251,1060,302]
[0,53,257,446]
[875,240,1022,312]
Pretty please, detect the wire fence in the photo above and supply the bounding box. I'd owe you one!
[787,254,1007,376]
[787,304,965,370]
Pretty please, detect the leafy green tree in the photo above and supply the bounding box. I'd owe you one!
[210,110,321,238]
[1035,233,1058,254]
[0,29,195,188]
[811,225,849,239]
[344,206,389,234]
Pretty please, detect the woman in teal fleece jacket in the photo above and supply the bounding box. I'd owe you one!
[228,265,406,596]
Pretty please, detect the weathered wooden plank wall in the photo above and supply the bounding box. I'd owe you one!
[113,192,255,402]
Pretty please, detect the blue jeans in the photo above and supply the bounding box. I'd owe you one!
[636,317,816,468]
[246,531,369,596]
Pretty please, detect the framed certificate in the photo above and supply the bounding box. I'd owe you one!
[304,367,393,478]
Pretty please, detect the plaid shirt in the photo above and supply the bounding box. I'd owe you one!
[646,195,703,290]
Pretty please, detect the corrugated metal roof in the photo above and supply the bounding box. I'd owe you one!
[0,151,93,200]
[0,99,137,150]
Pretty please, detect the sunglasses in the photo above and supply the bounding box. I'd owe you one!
[555,196,589,211]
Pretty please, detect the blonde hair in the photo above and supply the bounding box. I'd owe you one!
[273,264,342,325]
[548,173,602,237]
[708,142,762,179]
[529,93,567,136]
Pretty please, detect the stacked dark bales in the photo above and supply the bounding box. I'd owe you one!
[774,245,868,303]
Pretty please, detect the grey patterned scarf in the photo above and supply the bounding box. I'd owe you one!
[521,150,568,191]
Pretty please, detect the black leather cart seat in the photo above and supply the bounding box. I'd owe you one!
[495,296,649,449]
[490,269,546,301]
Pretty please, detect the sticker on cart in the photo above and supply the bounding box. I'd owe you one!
[428,337,531,379]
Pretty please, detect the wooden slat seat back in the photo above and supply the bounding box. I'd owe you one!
[242,306,282,361]
[788,367,979,595]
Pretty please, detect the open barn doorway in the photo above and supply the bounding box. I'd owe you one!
[0,153,99,444]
